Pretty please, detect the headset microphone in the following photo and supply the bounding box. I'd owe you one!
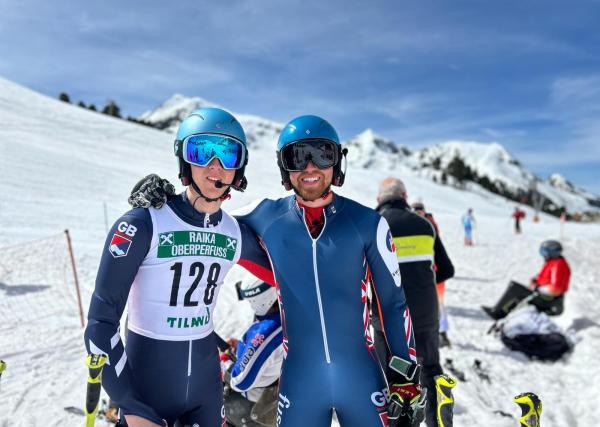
[214,180,229,189]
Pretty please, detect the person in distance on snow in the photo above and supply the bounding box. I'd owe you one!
[372,178,454,427]
[129,115,423,427]
[84,108,275,427]
[220,274,284,427]
[482,240,571,320]
[512,206,526,234]
[461,208,476,245]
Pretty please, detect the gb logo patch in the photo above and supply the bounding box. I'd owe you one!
[108,222,136,258]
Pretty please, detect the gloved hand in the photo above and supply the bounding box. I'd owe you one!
[219,351,234,373]
[387,356,426,426]
[128,174,175,208]
[388,382,426,426]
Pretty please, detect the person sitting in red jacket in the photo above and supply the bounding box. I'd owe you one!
[483,240,570,320]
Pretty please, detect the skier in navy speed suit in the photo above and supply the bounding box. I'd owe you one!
[85,109,274,427]
[130,116,424,427]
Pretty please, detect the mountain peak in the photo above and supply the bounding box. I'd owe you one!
[547,173,576,192]
[138,94,218,132]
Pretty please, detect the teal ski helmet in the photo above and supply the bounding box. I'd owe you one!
[276,115,347,191]
[174,108,248,196]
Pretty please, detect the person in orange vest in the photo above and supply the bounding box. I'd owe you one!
[482,240,570,320]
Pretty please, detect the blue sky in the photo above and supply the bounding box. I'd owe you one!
[1,0,599,193]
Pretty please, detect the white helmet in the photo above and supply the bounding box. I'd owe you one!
[236,275,277,316]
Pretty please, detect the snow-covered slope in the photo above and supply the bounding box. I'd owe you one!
[140,95,600,215]
[2,78,600,426]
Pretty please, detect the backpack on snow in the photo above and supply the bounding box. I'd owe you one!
[499,306,572,361]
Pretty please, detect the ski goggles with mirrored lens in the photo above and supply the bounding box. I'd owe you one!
[182,134,246,169]
[279,139,339,172]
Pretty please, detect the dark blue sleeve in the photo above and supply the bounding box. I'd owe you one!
[83,208,165,425]
[364,215,417,365]
[237,221,275,286]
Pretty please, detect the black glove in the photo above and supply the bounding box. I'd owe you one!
[128,174,175,209]
[388,383,426,426]
[387,356,426,427]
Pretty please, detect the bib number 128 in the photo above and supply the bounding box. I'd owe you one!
[169,261,221,306]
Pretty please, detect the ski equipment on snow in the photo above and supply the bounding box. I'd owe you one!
[443,358,466,382]
[472,359,491,384]
[434,374,457,427]
[85,354,107,427]
[513,392,542,427]
[0,359,5,391]
[276,115,348,191]
[64,400,122,425]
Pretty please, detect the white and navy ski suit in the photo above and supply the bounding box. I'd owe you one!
[236,194,416,427]
[230,312,284,402]
[84,193,273,426]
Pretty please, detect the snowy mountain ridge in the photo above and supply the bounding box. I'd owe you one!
[139,94,600,215]
[138,94,218,132]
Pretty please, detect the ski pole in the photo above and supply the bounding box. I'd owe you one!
[513,392,542,427]
[435,374,457,427]
[84,354,107,427]
[0,360,6,392]
[487,291,539,335]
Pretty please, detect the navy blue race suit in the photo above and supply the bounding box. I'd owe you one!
[236,194,416,427]
[84,193,273,426]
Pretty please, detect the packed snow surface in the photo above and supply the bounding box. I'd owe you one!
[1,77,599,426]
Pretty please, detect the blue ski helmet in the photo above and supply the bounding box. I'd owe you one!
[174,107,248,191]
[276,115,347,190]
[539,240,563,259]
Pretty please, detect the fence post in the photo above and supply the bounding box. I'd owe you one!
[560,212,566,241]
[64,229,85,328]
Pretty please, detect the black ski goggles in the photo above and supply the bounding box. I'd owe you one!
[279,139,339,172]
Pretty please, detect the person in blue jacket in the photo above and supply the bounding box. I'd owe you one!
[130,115,424,427]
[85,108,274,427]
[220,275,284,427]
[461,208,476,246]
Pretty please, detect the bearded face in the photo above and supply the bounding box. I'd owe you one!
[288,162,333,202]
